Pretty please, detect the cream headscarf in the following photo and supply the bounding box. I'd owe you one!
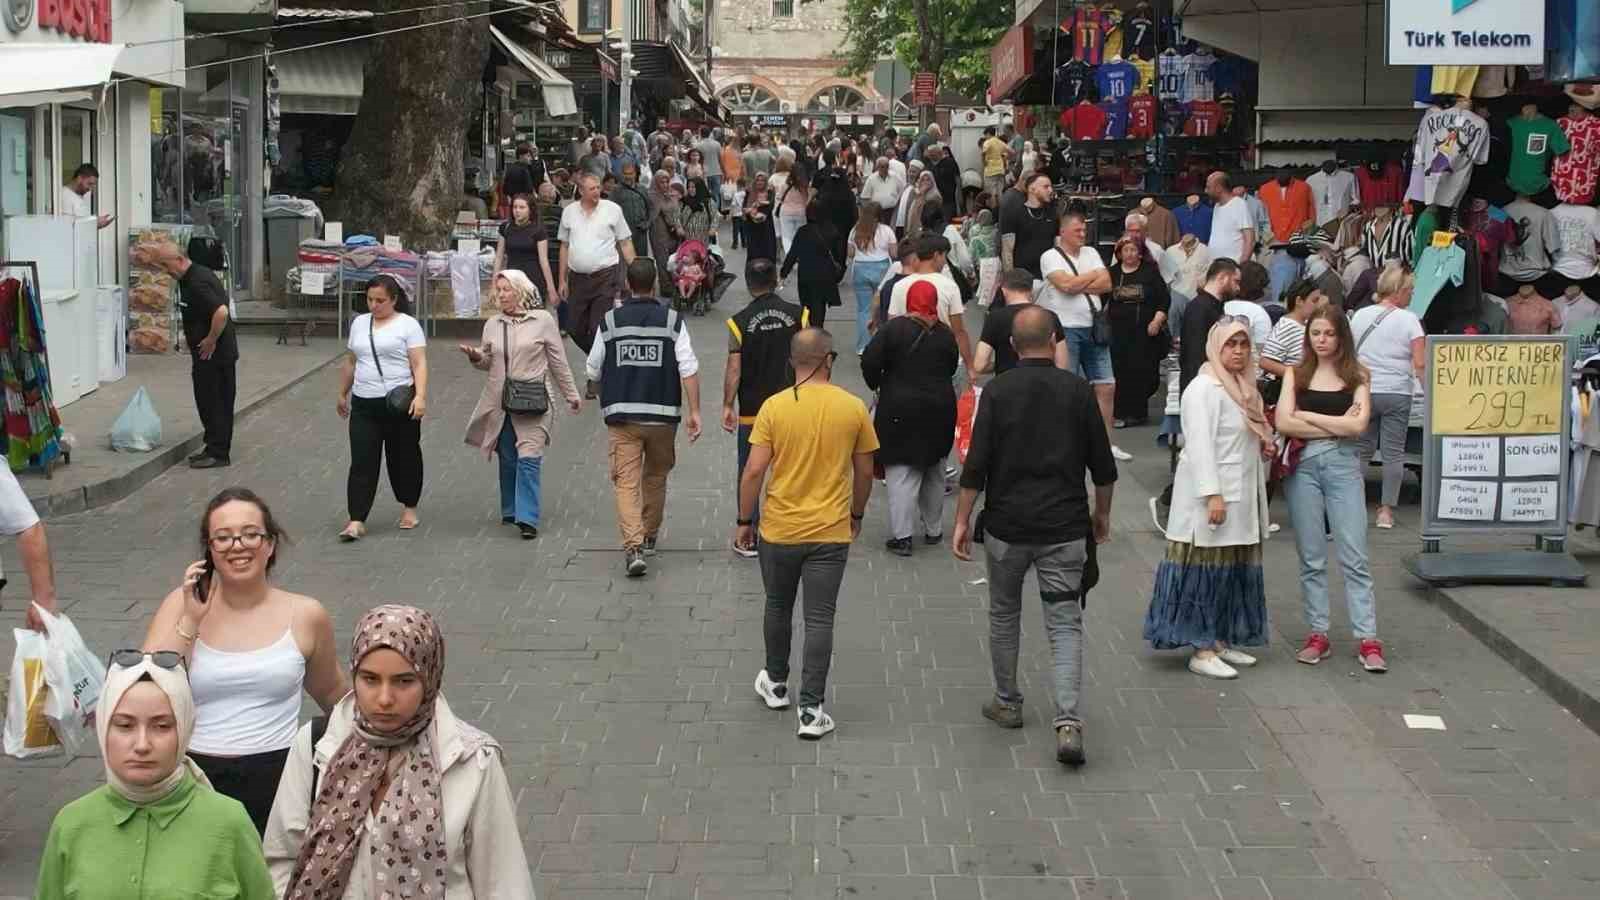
[1200,318,1273,445]
[495,268,544,312]
[96,658,212,804]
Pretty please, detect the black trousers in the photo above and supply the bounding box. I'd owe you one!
[192,354,237,461]
[347,395,424,521]
[191,747,289,836]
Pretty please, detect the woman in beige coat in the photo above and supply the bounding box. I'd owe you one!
[263,604,535,899]
[460,270,581,539]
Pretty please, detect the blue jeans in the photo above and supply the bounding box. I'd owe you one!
[1267,249,1302,307]
[1064,327,1115,384]
[707,174,723,211]
[851,259,891,354]
[737,422,759,533]
[1283,442,1376,638]
[496,419,543,526]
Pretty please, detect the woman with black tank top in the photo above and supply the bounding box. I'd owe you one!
[1274,307,1387,674]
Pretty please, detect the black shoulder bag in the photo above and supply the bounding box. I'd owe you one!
[500,319,551,415]
[1057,249,1112,345]
[367,319,417,417]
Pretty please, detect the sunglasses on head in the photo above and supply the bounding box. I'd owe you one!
[107,649,187,671]
[1215,314,1253,327]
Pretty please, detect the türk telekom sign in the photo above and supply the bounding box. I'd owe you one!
[1387,0,1544,65]
[2,0,113,41]
[989,24,1034,102]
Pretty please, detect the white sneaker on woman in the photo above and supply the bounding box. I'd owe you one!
[1188,654,1239,679]
[1218,648,1257,667]
[1112,445,1134,461]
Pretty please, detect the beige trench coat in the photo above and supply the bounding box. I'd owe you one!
[463,311,580,458]
[263,694,536,899]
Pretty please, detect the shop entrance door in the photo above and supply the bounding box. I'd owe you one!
[0,114,27,217]
[59,108,94,210]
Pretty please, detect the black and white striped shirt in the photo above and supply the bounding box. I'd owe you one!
[1361,213,1414,270]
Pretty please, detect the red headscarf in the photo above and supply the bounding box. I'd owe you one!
[906,279,940,320]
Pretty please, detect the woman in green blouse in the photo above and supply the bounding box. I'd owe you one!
[35,651,272,900]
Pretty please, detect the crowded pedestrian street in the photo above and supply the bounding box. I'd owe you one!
[0,232,1596,898]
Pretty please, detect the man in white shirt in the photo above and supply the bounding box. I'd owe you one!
[883,234,975,377]
[559,171,637,395]
[886,150,908,185]
[59,164,113,229]
[1039,210,1132,461]
[1205,171,1255,264]
[0,460,58,632]
[859,158,904,223]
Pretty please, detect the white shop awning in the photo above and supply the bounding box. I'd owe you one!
[489,25,578,118]
[272,44,368,116]
[0,43,122,102]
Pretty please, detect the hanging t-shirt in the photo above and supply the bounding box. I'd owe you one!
[1471,66,1516,98]
[1408,105,1491,207]
[1211,55,1246,98]
[1500,199,1565,283]
[1356,161,1405,210]
[1553,115,1600,205]
[1178,52,1216,103]
[1412,241,1467,320]
[1064,7,1107,65]
[1055,59,1094,105]
[1124,11,1156,59]
[1551,203,1600,280]
[1182,100,1222,137]
[1131,57,1156,95]
[1431,66,1480,97]
[1095,60,1139,103]
[1305,168,1359,226]
[1100,6,1125,60]
[1100,99,1129,140]
[1506,115,1572,195]
[1156,52,1184,104]
[1064,102,1109,142]
[1127,94,1158,139]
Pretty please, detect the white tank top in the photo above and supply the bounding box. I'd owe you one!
[189,629,306,755]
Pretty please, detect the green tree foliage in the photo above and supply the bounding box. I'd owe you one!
[828,0,1012,102]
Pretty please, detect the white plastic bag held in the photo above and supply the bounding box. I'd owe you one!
[110,385,162,452]
[4,628,60,758]
[37,605,103,753]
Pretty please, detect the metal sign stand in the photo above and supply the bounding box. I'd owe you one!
[1405,334,1587,587]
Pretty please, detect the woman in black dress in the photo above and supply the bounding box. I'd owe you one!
[743,171,778,264]
[860,280,959,557]
[780,201,843,328]
[495,193,557,306]
[1106,234,1171,427]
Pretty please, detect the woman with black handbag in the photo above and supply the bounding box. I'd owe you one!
[461,271,581,539]
[336,275,428,541]
[780,201,843,329]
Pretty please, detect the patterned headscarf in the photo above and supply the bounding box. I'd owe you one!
[287,605,447,900]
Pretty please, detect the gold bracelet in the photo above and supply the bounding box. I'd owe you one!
[175,620,198,642]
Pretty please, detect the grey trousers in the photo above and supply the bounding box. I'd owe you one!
[1358,392,1411,507]
[760,541,850,708]
[984,535,1088,727]
[885,462,946,540]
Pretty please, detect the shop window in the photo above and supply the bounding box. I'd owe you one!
[579,0,608,33]
[771,0,793,16]
[149,87,182,224]
[0,107,43,217]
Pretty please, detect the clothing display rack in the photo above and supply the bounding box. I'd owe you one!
[0,262,67,478]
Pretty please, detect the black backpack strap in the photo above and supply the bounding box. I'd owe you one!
[307,715,329,811]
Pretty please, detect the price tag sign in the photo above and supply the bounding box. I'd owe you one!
[459,238,481,256]
[384,234,403,252]
[301,271,326,296]
[1430,229,1455,249]
[1429,340,1565,436]
[325,221,343,243]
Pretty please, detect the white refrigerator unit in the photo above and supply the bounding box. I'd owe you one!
[1,215,100,407]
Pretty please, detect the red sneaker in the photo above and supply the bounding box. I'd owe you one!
[1296,632,1332,665]
[1357,639,1388,673]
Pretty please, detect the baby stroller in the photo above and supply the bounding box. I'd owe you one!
[670,239,719,316]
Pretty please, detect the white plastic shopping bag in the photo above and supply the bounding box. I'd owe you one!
[109,385,162,452]
[37,605,102,754]
[4,627,61,758]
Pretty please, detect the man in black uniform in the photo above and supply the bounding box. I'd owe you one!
[722,259,808,557]
[133,238,239,468]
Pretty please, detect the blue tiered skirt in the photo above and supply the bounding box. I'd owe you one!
[1144,541,1268,650]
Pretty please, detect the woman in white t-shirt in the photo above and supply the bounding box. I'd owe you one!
[336,275,429,541]
[1348,263,1424,530]
[846,202,897,354]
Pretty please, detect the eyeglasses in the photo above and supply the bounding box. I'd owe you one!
[208,530,270,552]
[107,649,187,671]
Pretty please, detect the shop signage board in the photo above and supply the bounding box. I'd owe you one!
[1387,0,1544,66]
[913,72,937,106]
[989,24,1034,102]
[1408,334,1587,586]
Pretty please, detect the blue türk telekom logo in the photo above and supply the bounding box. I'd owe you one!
[1452,0,1477,11]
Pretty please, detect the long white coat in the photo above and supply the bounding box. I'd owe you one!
[263,694,536,899]
[1166,373,1270,547]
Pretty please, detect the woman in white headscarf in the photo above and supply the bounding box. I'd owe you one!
[460,270,582,539]
[35,652,273,899]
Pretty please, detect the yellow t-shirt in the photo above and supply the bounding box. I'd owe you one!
[981,137,1008,178]
[751,383,880,544]
[1431,65,1480,98]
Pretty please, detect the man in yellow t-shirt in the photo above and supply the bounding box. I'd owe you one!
[736,327,878,740]
[980,126,1012,199]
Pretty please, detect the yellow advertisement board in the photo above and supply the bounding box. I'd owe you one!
[1429,339,1567,436]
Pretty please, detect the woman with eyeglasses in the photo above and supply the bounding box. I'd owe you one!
[264,605,534,898]
[336,274,429,540]
[36,651,274,899]
[1144,318,1273,680]
[142,487,348,834]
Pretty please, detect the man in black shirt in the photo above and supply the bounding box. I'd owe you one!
[999,172,1058,283]
[133,238,239,468]
[953,306,1115,767]
[975,268,1067,375]
[1179,258,1241,392]
[927,144,962,223]
[723,259,807,556]
[502,143,542,200]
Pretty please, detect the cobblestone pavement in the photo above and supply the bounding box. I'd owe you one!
[2,240,1600,899]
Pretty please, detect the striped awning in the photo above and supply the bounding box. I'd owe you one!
[490,25,578,118]
[274,44,368,116]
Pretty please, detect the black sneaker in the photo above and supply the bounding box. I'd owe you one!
[190,456,231,469]
[642,537,657,556]
[186,449,209,463]
[501,516,515,525]
[1055,723,1086,766]
[885,537,913,557]
[518,523,538,540]
[982,699,1024,729]
[923,533,943,546]
[625,549,647,577]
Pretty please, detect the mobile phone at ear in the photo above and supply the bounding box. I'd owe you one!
[196,558,214,603]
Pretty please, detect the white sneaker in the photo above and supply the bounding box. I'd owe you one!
[796,706,835,739]
[1188,654,1239,679]
[1112,445,1134,461]
[754,669,791,709]
[1218,648,1258,667]
[1268,523,1281,534]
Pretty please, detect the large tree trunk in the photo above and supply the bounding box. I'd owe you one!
[331,2,491,248]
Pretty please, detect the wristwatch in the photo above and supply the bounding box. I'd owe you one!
[850,512,865,520]
[736,518,753,526]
